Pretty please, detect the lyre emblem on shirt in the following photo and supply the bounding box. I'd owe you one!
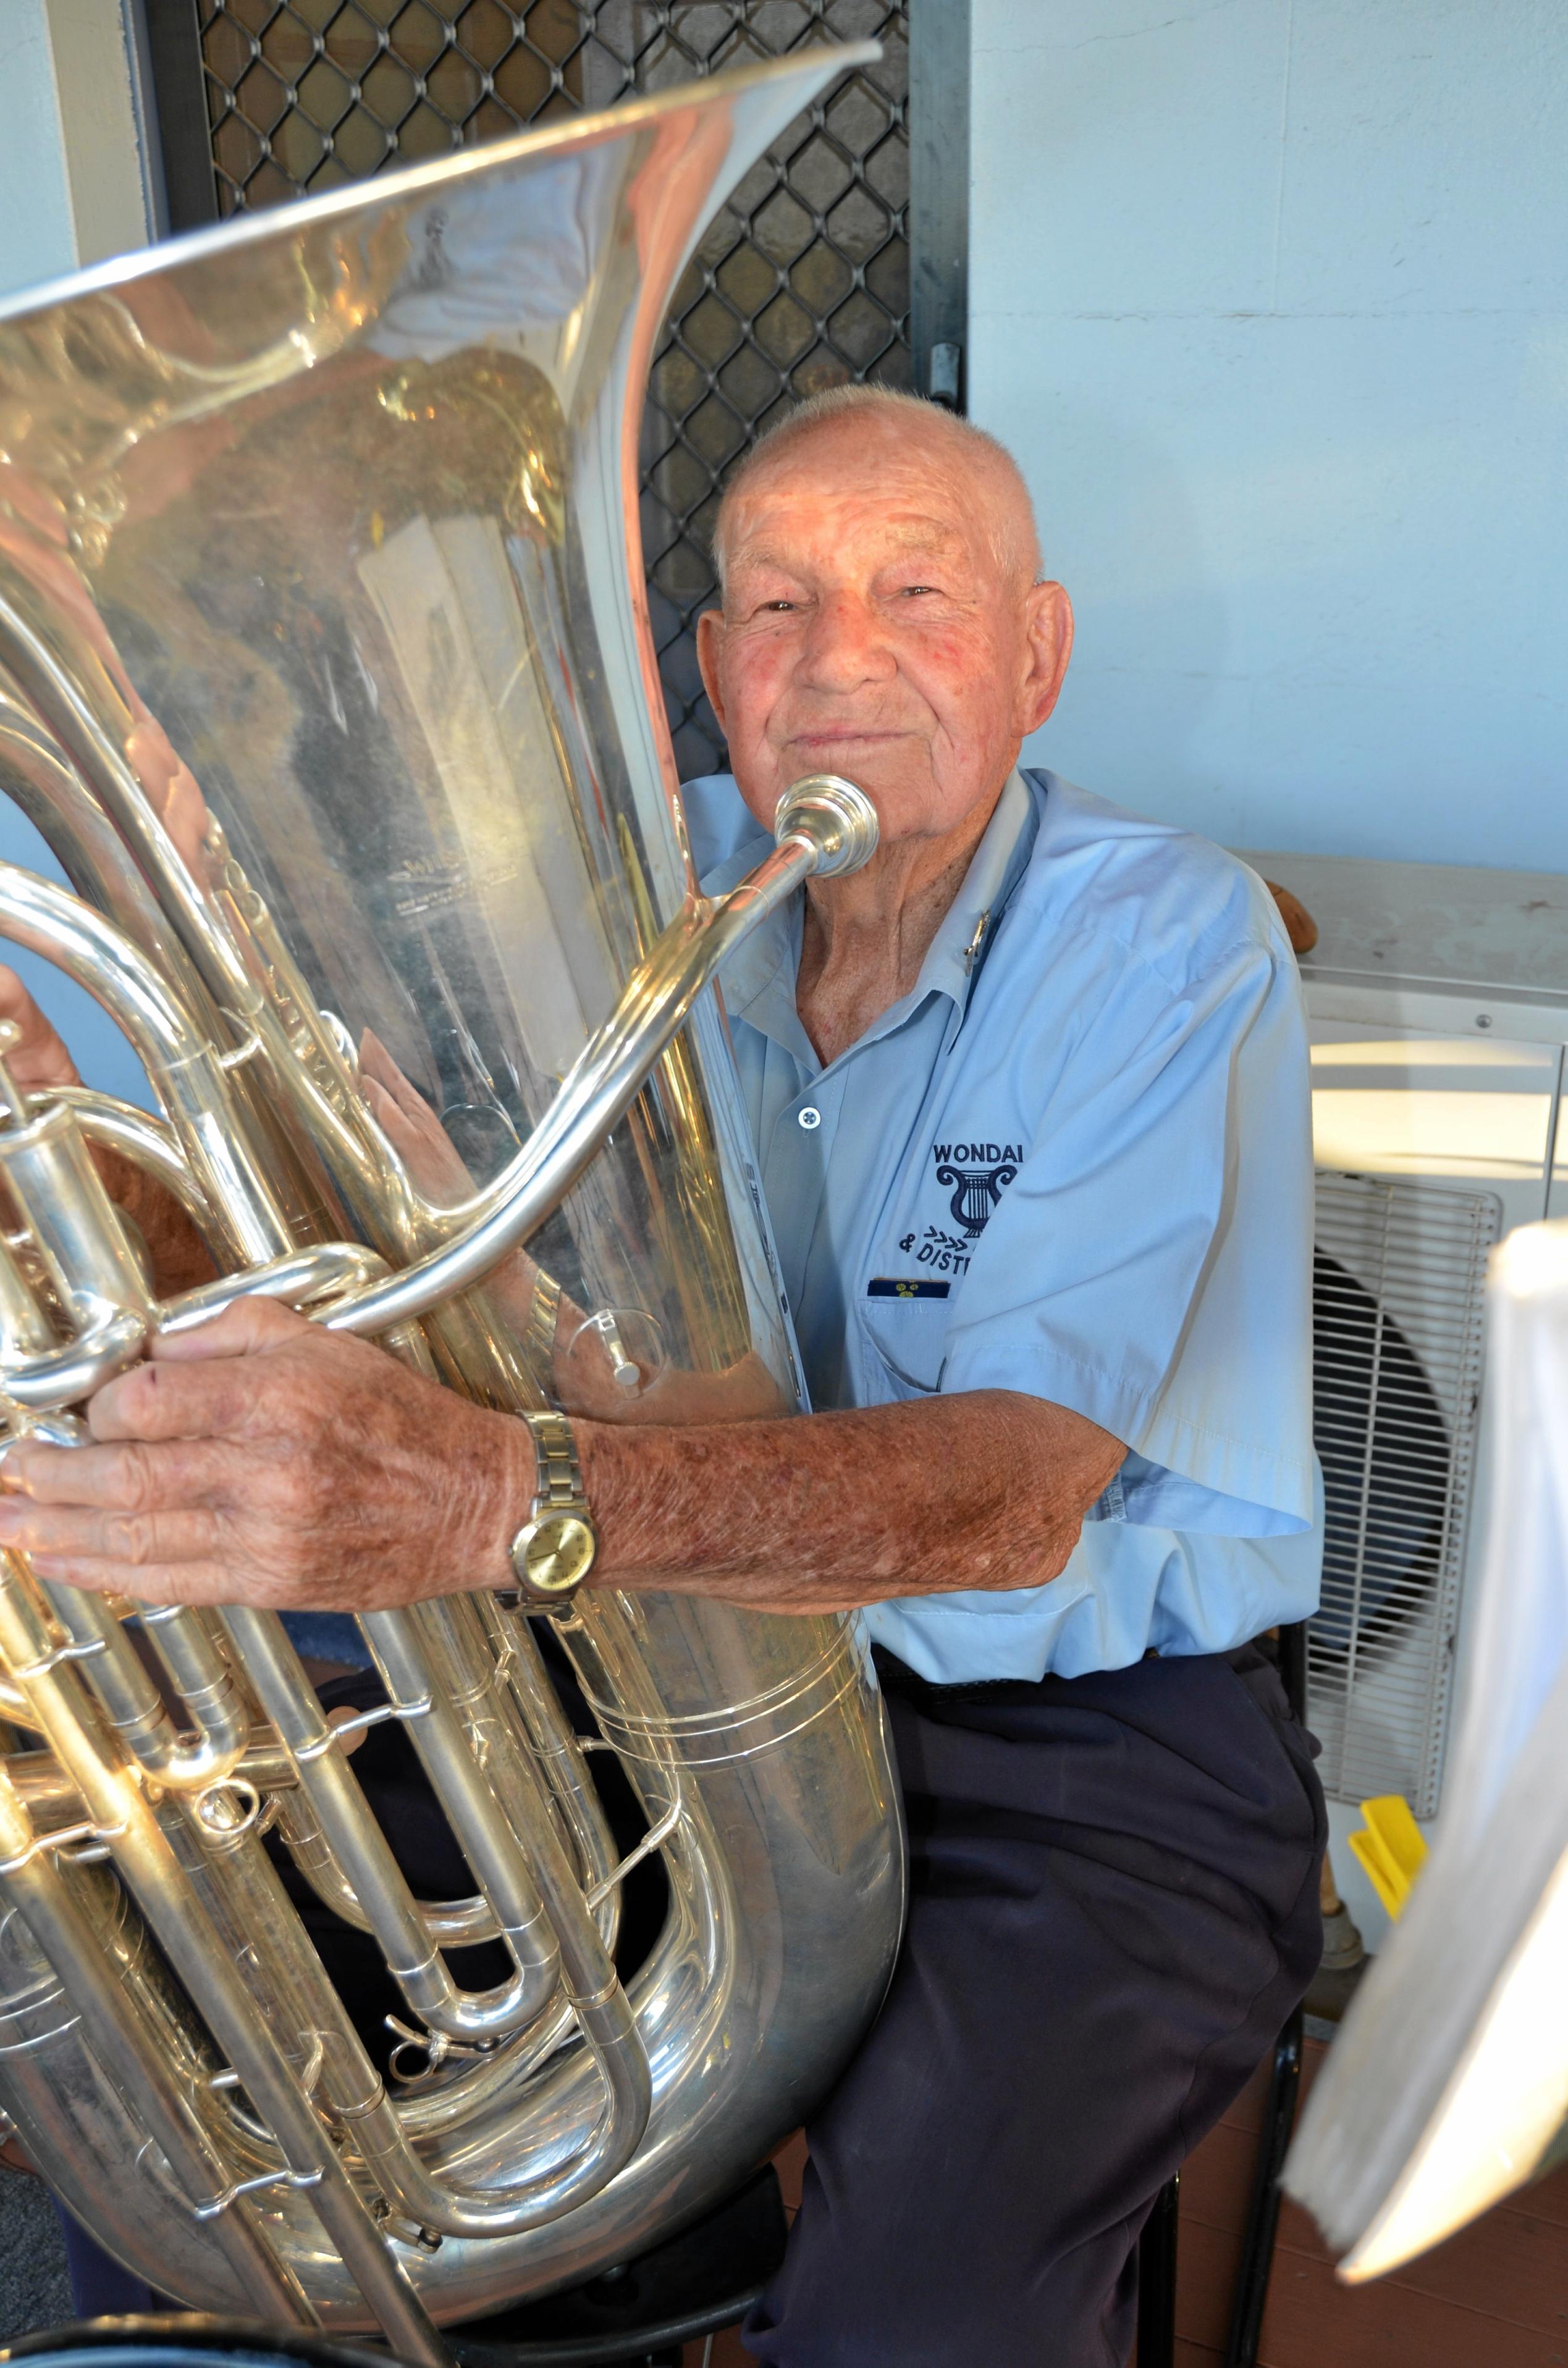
[931,1142,1022,1239]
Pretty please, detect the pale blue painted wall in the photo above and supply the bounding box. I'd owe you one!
[0,0,151,1105]
[0,0,74,301]
[971,0,1568,871]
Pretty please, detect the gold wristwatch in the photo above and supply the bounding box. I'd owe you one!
[507,1409,597,1609]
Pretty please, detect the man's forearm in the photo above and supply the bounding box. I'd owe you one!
[0,1320,1119,1622]
[576,1388,1124,1615]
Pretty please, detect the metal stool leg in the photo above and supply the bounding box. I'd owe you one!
[1222,2005,1304,2368]
[1136,2171,1180,2368]
[1276,1620,1308,1727]
[1218,1619,1313,2368]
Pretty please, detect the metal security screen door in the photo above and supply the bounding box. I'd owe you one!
[140,0,965,776]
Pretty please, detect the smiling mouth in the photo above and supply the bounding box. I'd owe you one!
[791,728,909,747]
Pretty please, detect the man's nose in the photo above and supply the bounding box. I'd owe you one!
[797,591,896,691]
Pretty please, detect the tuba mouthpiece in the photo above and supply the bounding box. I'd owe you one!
[773,774,880,878]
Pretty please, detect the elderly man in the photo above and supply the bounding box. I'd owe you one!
[0,387,1324,2366]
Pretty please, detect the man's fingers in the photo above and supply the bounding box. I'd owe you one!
[81,1300,312,1441]
[358,1043,475,1202]
[87,1354,258,1439]
[0,1436,232,1510]
[25,1559,240,1607]
[358,1027,403,1094]
[0,1499,223,1569]
[0,964,79,1090]
[360,1074,409,1140]
[149,1296,311,1363]
[85,1357,264,1445]
[358,1029,436,1121]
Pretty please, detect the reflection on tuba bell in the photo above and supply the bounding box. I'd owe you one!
[0,48,904,2363]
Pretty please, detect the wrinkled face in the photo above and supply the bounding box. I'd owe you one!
[696,415,1073,852]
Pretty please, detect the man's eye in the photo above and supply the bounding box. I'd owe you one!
[900,584,938,598]
[759,599,798,613]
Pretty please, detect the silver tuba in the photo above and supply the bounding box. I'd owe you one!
[0,48,904,2364]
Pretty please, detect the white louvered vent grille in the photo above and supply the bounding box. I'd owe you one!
[1310,1172,1500,1818]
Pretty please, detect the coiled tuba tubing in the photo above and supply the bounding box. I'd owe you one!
[0,44,904,2350]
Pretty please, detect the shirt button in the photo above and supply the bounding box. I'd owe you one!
[798,1105,822,1131]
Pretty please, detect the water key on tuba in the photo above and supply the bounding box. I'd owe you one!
[0,44,904,2345]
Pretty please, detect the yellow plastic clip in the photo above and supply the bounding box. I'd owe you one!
[1347,1794,1428,1920]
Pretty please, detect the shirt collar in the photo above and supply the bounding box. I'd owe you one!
[917,767,1037,1024]
[701,768,1040,1069]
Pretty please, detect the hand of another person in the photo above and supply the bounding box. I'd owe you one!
[0,1297,532,1612]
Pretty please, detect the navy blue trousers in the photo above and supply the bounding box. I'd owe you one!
[743,1645,1326,2368]
[54,2201,164,2317]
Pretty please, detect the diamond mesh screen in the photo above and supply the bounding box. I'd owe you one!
[187,0,910,773]
[1310,1172,1499,1819]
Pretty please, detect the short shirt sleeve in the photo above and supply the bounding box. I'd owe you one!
[939,921,1315,1536]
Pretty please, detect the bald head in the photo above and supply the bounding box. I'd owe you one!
[711,387,1042,594]
[695,385,1073,867]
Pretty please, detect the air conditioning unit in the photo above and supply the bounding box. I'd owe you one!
[1240,848,1568,1947]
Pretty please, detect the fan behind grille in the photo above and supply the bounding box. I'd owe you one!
[1310,1172,1499,1818]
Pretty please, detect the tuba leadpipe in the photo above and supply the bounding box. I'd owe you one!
[0,44,906,2346]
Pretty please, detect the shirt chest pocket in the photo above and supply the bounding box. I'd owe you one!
[859,1290,952,1400]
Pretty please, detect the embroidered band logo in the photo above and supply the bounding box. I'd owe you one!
[931,1142,1021,1239]
[896,1223,971,1276]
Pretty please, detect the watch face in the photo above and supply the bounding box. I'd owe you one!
[520,1512,597,1597]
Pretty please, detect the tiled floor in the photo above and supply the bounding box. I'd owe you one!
[1170,2039,1568,2368]
[691,2048,1568,2366]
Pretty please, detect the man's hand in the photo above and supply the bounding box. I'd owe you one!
[0,1299,531,1610]
[357,1029,479,1210]
[0,965,80,1096]
[0,966,216,1297]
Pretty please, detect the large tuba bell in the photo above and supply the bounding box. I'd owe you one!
[0,48,904,2362]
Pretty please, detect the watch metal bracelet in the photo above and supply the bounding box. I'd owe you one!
[507,1408,597,1609]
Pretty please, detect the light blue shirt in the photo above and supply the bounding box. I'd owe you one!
[683,765,1322,1685]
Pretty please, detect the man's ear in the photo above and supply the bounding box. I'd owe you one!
[696,608,727,736]
[1018,581,1074,734]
